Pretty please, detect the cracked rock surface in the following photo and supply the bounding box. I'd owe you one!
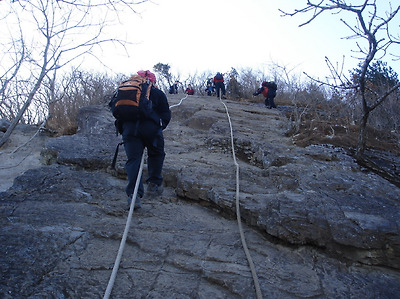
[1,95,399,298]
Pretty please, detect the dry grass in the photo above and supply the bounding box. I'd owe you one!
[286,109,400,187]
[291,119,400,154]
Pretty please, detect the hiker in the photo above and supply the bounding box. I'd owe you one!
[185,84,195,95]
[120,70,171,210]
[253,81,277,108]
[169,80,179,94]
[205,78,214,96]
[213,72,226,98]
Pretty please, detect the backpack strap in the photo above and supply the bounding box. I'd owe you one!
[145,81,152,100]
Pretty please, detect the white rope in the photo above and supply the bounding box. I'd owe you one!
[218,95,263,299]
[169,94,188,108]
[103,153,145,299]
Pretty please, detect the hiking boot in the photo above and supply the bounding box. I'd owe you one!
[146,182,163,198]
[127,195,142,211]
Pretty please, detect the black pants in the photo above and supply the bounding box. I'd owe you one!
[122,122,165,198]
[265,97,276,108]
[215,82,226,97]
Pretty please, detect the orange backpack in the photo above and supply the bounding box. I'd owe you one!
[110,75,152,122]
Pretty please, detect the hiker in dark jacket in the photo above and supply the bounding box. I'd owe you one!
[122,70,171,210]
[169,80,179,94]
[253,81,277,108]
[213,72,226,98]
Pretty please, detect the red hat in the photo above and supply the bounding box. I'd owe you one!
[137,70,156,83]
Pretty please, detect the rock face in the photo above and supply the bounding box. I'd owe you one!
[1,95,400,298]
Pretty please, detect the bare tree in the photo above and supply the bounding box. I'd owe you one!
[153,63,174,92]
[281,1,400,157]
[0,0,148,148]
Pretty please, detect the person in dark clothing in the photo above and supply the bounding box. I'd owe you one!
[122,70,171,210]
[169,80,179,94]
[253,81,277,108]
[213,72,226,98]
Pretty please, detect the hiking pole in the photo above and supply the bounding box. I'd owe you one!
[103,152,145,299]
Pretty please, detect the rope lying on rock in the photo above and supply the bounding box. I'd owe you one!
[218,95,263,299]
[103,153,145,299]
[169,94,188,108]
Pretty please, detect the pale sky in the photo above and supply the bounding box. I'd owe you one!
[2,0,398,81]
[90,0,399,80]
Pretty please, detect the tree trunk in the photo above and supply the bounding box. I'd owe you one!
[0,99,32,148]
[0,70,47,148]
[356,110,370,158]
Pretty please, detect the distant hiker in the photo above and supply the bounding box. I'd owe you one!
[205,78,214,96]
[253,81,277,109]
[213,72,226,98]
[169,80,179,94]
[185,84,195,95]
[227,75,241,98]
[112,70,171,210]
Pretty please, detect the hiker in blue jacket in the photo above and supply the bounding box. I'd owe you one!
[122,70,171,210]
[205,78,214,96]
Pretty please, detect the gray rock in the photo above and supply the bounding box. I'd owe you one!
[1,96,399,298]
[41,105,121,169]
[0,119,11,132]
[1,165,400,298]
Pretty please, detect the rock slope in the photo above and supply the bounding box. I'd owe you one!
[1,95,399,298]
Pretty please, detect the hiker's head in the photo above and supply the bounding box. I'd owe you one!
[137,70,156,83]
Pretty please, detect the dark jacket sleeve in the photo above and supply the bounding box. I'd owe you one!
[149,87,171,130]
[253,87,263,96]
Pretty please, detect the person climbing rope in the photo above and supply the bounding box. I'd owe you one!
[118,70,171,210]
